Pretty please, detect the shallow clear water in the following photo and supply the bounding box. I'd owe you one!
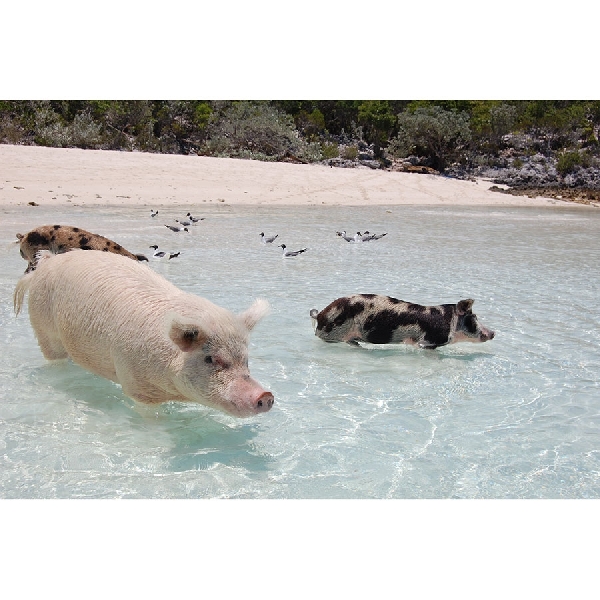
[1,203,599,498]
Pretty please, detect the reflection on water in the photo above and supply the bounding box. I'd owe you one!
[1,203,600,498]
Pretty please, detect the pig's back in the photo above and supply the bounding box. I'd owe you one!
[27,250,196,352]
[35,248,176,298]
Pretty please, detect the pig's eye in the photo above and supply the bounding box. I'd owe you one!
[464,315,477,333]
[204,356,213,364]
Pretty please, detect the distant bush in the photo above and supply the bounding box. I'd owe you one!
[295,108,326,140]
[201,101,322,162]
[68,111,103,148]
[320,142,339,159]
[357,101,396,154]
[0,115,26,144]
[341,145,358,160]
[387,106,471,171]
[193,102,213,131]
[33,106,68,147]
[490,103,518,139]
[100,101,158,151]
[556,151,591,177]
[33,107,102,149]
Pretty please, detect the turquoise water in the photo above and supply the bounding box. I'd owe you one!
[1,203,599,498]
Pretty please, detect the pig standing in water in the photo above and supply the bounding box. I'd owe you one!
[14,250,274,417]
[310,294,495,349]
[16,224,148,273]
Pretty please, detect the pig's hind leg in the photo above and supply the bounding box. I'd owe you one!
[32,327,69,360]
[27,291,69,360]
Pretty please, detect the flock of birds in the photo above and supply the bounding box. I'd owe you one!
[148,210,205,260]
[149,209,387,260]
[260,227,388,258]
[336,230,388,242]
[259,232,308,257]
[153,210,206,233]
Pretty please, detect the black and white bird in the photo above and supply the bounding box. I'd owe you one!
[150,244,166,258]
[279,244,308,257]
[260,232,279,244]
[186,213,205,223]
[362,231,387,241]
[336,230,355,242]
[150,209,159,218]
[150,245,180,260]
[165,224,189,232]
[176,218,192,227]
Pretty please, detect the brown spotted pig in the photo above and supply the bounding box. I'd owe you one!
[16,224,148,273]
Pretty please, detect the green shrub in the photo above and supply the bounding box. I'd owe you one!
[68,111,103,148]
[193,102,212,131]
[320,142,339,159]
[33,107,103,149]
[387,106,471,171]
[0,115,26,144]
[33,106,67,146]
[357,101,396,147]
[490,103,517,138]
[202,101,322,162]
[295,108,326,140]
[556,151,590,176]
[341,145,358,160]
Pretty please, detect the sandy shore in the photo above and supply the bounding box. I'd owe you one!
[0,144,577,208]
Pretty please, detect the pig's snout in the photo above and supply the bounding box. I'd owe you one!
[256,391,274,413]
[224,377,275,417]
[481,327,495,342]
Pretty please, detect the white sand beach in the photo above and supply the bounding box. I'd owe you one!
[0,144,572,209]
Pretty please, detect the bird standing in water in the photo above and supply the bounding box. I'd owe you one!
[149,245,180,260]
[279,244,308,257]
[165,224,189,233]
[260,232,279,244]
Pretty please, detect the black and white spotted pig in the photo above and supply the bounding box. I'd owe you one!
[16,225,148,273]
[310,294,495,349]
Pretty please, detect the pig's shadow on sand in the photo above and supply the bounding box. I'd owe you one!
[36,360,274,474]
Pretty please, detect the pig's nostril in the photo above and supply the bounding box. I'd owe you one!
[256,392,274,411]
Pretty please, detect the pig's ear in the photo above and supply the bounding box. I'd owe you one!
[239,298,270,331]
[166,312,208,352]
[457,299,474,315]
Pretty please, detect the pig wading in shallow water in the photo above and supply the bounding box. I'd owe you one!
[310,294,495,349]
[14,250,274,417]
[16,224,148,274]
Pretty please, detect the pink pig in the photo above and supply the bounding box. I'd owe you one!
[14,250,274,417]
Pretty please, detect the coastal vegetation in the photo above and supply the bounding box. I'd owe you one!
[1,100,599,195]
